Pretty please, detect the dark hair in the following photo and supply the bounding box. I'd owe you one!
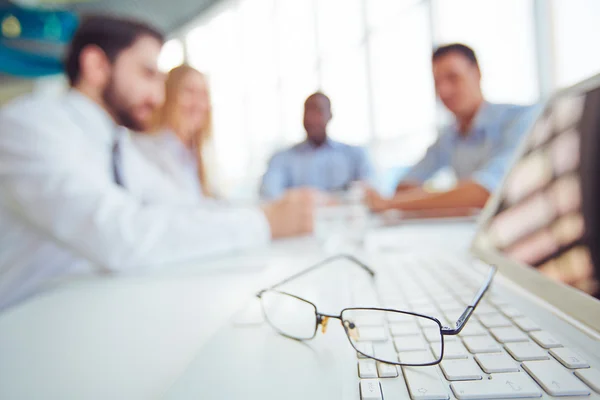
[305,92,331,110]
[64,15,164,86]
[432,43,479,68]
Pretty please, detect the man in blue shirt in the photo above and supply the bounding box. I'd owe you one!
[367,43,538,212]
[261,92,374,200]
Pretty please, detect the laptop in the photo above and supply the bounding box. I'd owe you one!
[164,75,600,399]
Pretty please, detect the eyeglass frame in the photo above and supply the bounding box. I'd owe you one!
[256,253,497,366]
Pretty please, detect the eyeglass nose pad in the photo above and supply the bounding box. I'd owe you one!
[343,320,360,340]
[320,316,330,334]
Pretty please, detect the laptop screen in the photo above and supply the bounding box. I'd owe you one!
[477,80,600,298]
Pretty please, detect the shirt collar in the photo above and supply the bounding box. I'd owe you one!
[159,129,196,159]
[64,89,119,146]
[298,137,338,151]
[450,101,492,143]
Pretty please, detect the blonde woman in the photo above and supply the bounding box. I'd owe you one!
[132,65,215,204]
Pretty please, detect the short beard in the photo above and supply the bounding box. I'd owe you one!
[102,78,145,132]
[307,132,327,147]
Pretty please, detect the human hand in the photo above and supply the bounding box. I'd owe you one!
[262,188,317,238]
[364,187,391,213]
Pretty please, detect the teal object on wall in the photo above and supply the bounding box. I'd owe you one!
[0,43,65,77]
[1,5,78,43]
[0,5,79,77]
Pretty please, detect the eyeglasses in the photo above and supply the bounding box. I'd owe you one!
[257,254,497,366]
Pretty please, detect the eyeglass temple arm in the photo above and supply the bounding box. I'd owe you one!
[256,254,376,297]
[441,265,497,335]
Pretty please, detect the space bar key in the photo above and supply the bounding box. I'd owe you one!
[451,373,543,399]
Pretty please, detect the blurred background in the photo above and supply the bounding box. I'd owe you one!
[1,0,599,199]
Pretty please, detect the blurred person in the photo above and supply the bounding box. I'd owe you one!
[130,64,216,204]
[260,92,374,200]
[0,15,314,311]
[366,43,538,212]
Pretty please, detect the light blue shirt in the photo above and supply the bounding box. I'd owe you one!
[401,102,540,193]
[260,139,374,199]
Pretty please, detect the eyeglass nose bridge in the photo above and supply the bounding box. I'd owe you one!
[316,313,343,334]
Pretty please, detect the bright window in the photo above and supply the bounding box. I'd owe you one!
[366,0,422,29]
[321,46,371,145]
[181,0,548,197]
[188,9,248,185]
[369,2,435,141]
[280,72,320,145]
[433,0,539,104]
[158,39,184,73]
[552,0,600,88]
[276,0,319,144]
[316,0,364,55]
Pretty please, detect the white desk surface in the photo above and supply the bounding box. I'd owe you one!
[0,222,476,400]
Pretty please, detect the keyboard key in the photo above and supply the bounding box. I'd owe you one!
[403,290,426,300]
[354,296,380,307]
[360,379,383,400]
[435,293,457,301]
[412,306,438,316]
[398,349,435,365]
[512,317,540,332]
[417,316,443,328]
[505,342,549,361]
[489,327,529,343]
[409,298,433,307]
[444,310,464,322]
[499,306,524,318]
[575,368,600,393]
[355,314,385,326]
[356,342,374,359]
[440,358,483,381]
[451,372,542,399]
[473,304,496,315]
[439,301,464,312]
[478,313,512,328]
[402,366,450,400]
[358,326,388,342]
[426,284,446,294]
[463,336,502,354]
[458,293,474,303]
[522,360,590,396]
[394,335,428,352]
[459,322,487,337]
[374,343,398,362]
[382,300,409,310]
[423,328,456,343]
[489,295,510,306]
[549,347,589,369]
[529,331,562,349]
[475,353,520,373]
[359,359,379,378]
[387,312,414,322]
[433,316,450,327]
[376,362,398,378]
[390,322,421,336]
[433,341,468,360]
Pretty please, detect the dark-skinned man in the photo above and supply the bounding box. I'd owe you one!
[261,92,374,200]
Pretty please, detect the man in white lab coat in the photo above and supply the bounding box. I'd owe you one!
[0,16,314,310]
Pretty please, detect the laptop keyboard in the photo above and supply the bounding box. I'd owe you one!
[352,254,600,399]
